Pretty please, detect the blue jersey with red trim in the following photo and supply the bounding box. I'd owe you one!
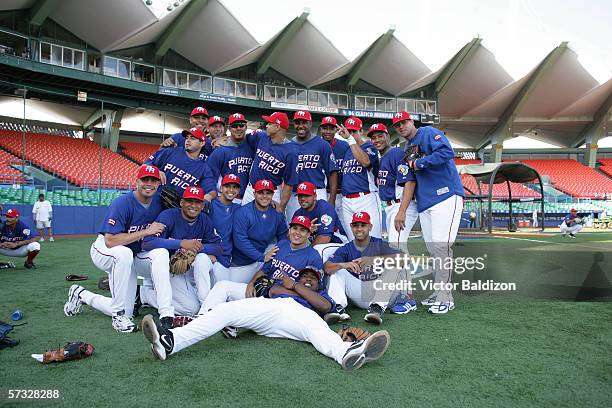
[146,147,216,195]
[340,141,379,195]
[209,198,240,268]
[261,239,323,282]
[170,132,213,161]
[0,220,33,243]
[292,135,338,190]
[206,140,254,197]
[327,237,399,279]
[246,131,299,187]
[377,147,415,201]
[292,199,346,242]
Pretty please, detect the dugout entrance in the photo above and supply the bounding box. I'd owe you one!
[457,162,545,233]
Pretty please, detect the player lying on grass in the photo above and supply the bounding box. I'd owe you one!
[142,267,391,371]
[0,208,40,269]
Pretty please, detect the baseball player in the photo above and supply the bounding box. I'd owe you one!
[32,193,53,242]
[161,107,214,161]
[63,165,165,332]
[0,208,41,269]
[241,111,299,213]
[337,117,382,240]
[320,116,350,216]
[146,127,216,201]
[324,211,417,324]
[368,123,418,246]
[230,179,288,283]
[140,186,223,328]
[292,181,348,262]
[209,174,242,282]
[560,208,583,238]
[393,111,464,314]
[285,110,339,218]
[206,113,254,201]
[141,266,391,371]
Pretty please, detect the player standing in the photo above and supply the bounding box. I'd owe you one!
[337,117,382,239]
[368,123,418,246]
[285,110,339,218]
[0,209,41,269]
[63,165,165,332]
[319,116,350,216]
[393,111,464,314]
[161,107,214,160]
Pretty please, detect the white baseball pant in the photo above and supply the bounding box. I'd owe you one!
[200,280,247,314]
[170,297,352,365]
[139,272,201,317]
[385,200,419,246]
[228,262,263,283]
[0,241,40,257]
[211,262,231,285]
[560,222,582,235]
[419,194,463,304]
[341,193,382,240]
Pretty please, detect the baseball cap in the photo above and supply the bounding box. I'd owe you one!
[182,186,204,201]
[367,123,388,136]
[254,179,276,192]
[191,107,209,117]
[321,116,337,126]
[351,211,371,224]
[221,173,241,186]
[392,111,412,126]
[136,164,161,180]
[293,110,312,121]
[228,113,247,125]
[344,116,362,131]
[6,208,19,218]
[208,115,225,126]
[261,112,289,130]
[299,266,322,281]
[182,127,206,141]
[296,181,316,196]
[571,208,577,212]
[290,215,312,230]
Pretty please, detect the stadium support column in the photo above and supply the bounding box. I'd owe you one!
[487,132,506,163]
[102,109,124,152]
[584,140,598,168]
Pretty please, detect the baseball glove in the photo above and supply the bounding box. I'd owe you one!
[161,186,181,209]
[574,217,583,224]
[40,341,94,363]
[172,315,194,328]
[253,275,276,298]
[337,325,371,342]
[169,249,197,274]
[403,145,424,170]
[98,276,110,291]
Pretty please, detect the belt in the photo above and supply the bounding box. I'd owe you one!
[345,192,370,199]
[385,199,401,206]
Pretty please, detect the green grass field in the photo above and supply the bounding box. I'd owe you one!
[1,233,611,407]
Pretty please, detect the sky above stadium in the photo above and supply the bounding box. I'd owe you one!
[220,0,611,84]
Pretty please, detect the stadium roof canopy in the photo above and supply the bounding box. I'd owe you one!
[1,0,610,149]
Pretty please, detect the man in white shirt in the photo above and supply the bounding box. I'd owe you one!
[32,194,54,242]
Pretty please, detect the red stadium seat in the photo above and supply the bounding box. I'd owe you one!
[119,141,159,164]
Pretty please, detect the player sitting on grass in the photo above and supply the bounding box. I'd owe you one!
[560,208,583,238]
[142,267,391,371]
[324,211,416,325]
[0,208,40,269]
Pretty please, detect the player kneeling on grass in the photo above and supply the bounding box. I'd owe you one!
[0,209,40,269]
[560,208,583,238]
[142,267,390,371]
[324,211,416,325]
[139,186,223,329]
[63,165,165,333]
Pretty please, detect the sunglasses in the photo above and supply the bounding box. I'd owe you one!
[230,123,247,129]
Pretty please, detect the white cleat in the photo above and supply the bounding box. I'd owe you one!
[341,330,390,371]
[428,302,455,315]
[112,313,138,333]
[63,285,85,316]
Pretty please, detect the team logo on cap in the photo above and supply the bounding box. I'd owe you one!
[261,180,271,187]
[189,187,199,194]
[195,107,206,113]
[347,119,356,125]
[395,112,403,118]
[371,124,380,129]
[212,116,221,121]
[298,183,308,190]
[145,166,156,174]
[296,111,306,117]
[227,174,238,180]
[232,113,242,118]
[322,117,333,123]
[297,216,306,223]
[355,212,365,219]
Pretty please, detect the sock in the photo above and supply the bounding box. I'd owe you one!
[26,250,39,263]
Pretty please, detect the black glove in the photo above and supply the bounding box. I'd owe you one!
[253,276,276,298]
[202,199,211,214]
[160,186,181,209]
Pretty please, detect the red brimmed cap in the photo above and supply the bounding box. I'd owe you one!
[321,116,337,126]
[351,211,371,224]
[191,107,209,117]
[228,113,247,124]
[182,127,206,141]
[344,116,362,131]
[293,110,312,121]
[367,123,388,136]
[296,181,316,196]
[136,165,161,180]
[208,115,225,126]
[392,111,412,126]
[182,186,204,201]
[261,112,289,130]
[290,215,312,230]
[6,208,19,218]
[254,179,275,192]
[221,173,241,186]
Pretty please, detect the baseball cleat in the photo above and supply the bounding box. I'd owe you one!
[160,316,174,330]
[390,298,417,314]
[112,312,138,333]
[341,330,390,371]
[428,302,455,314]
[142,314,173,360]
[364,303,384,325]
[49,237,55,242]
[323,305,351,324]
[221,326,238,339]
[569,233,576,238]
[421,292,438,306]
[64,284,85,316]
[24,261,36,269]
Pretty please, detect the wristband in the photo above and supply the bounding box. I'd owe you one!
[347,136,357,146]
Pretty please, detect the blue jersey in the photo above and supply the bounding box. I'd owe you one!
[170,132,213,161]
[98,192,163,253]
[563,213,579,226]
[141,208,222,257]
[328,237,399,280]
[271,287,335,313]
[292,135,338,190]
[209,198,240,268]
[0,220,33,243]
[206,140,254,197]
[340,141,379,195]
[261,239,323,282]
[292,199,346,243]
[377,147,416,201]
[330,138,350,192]
[146,147,216,195]
[231,201,288,266]
[405,126,464,212]
[246,131,299,187]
